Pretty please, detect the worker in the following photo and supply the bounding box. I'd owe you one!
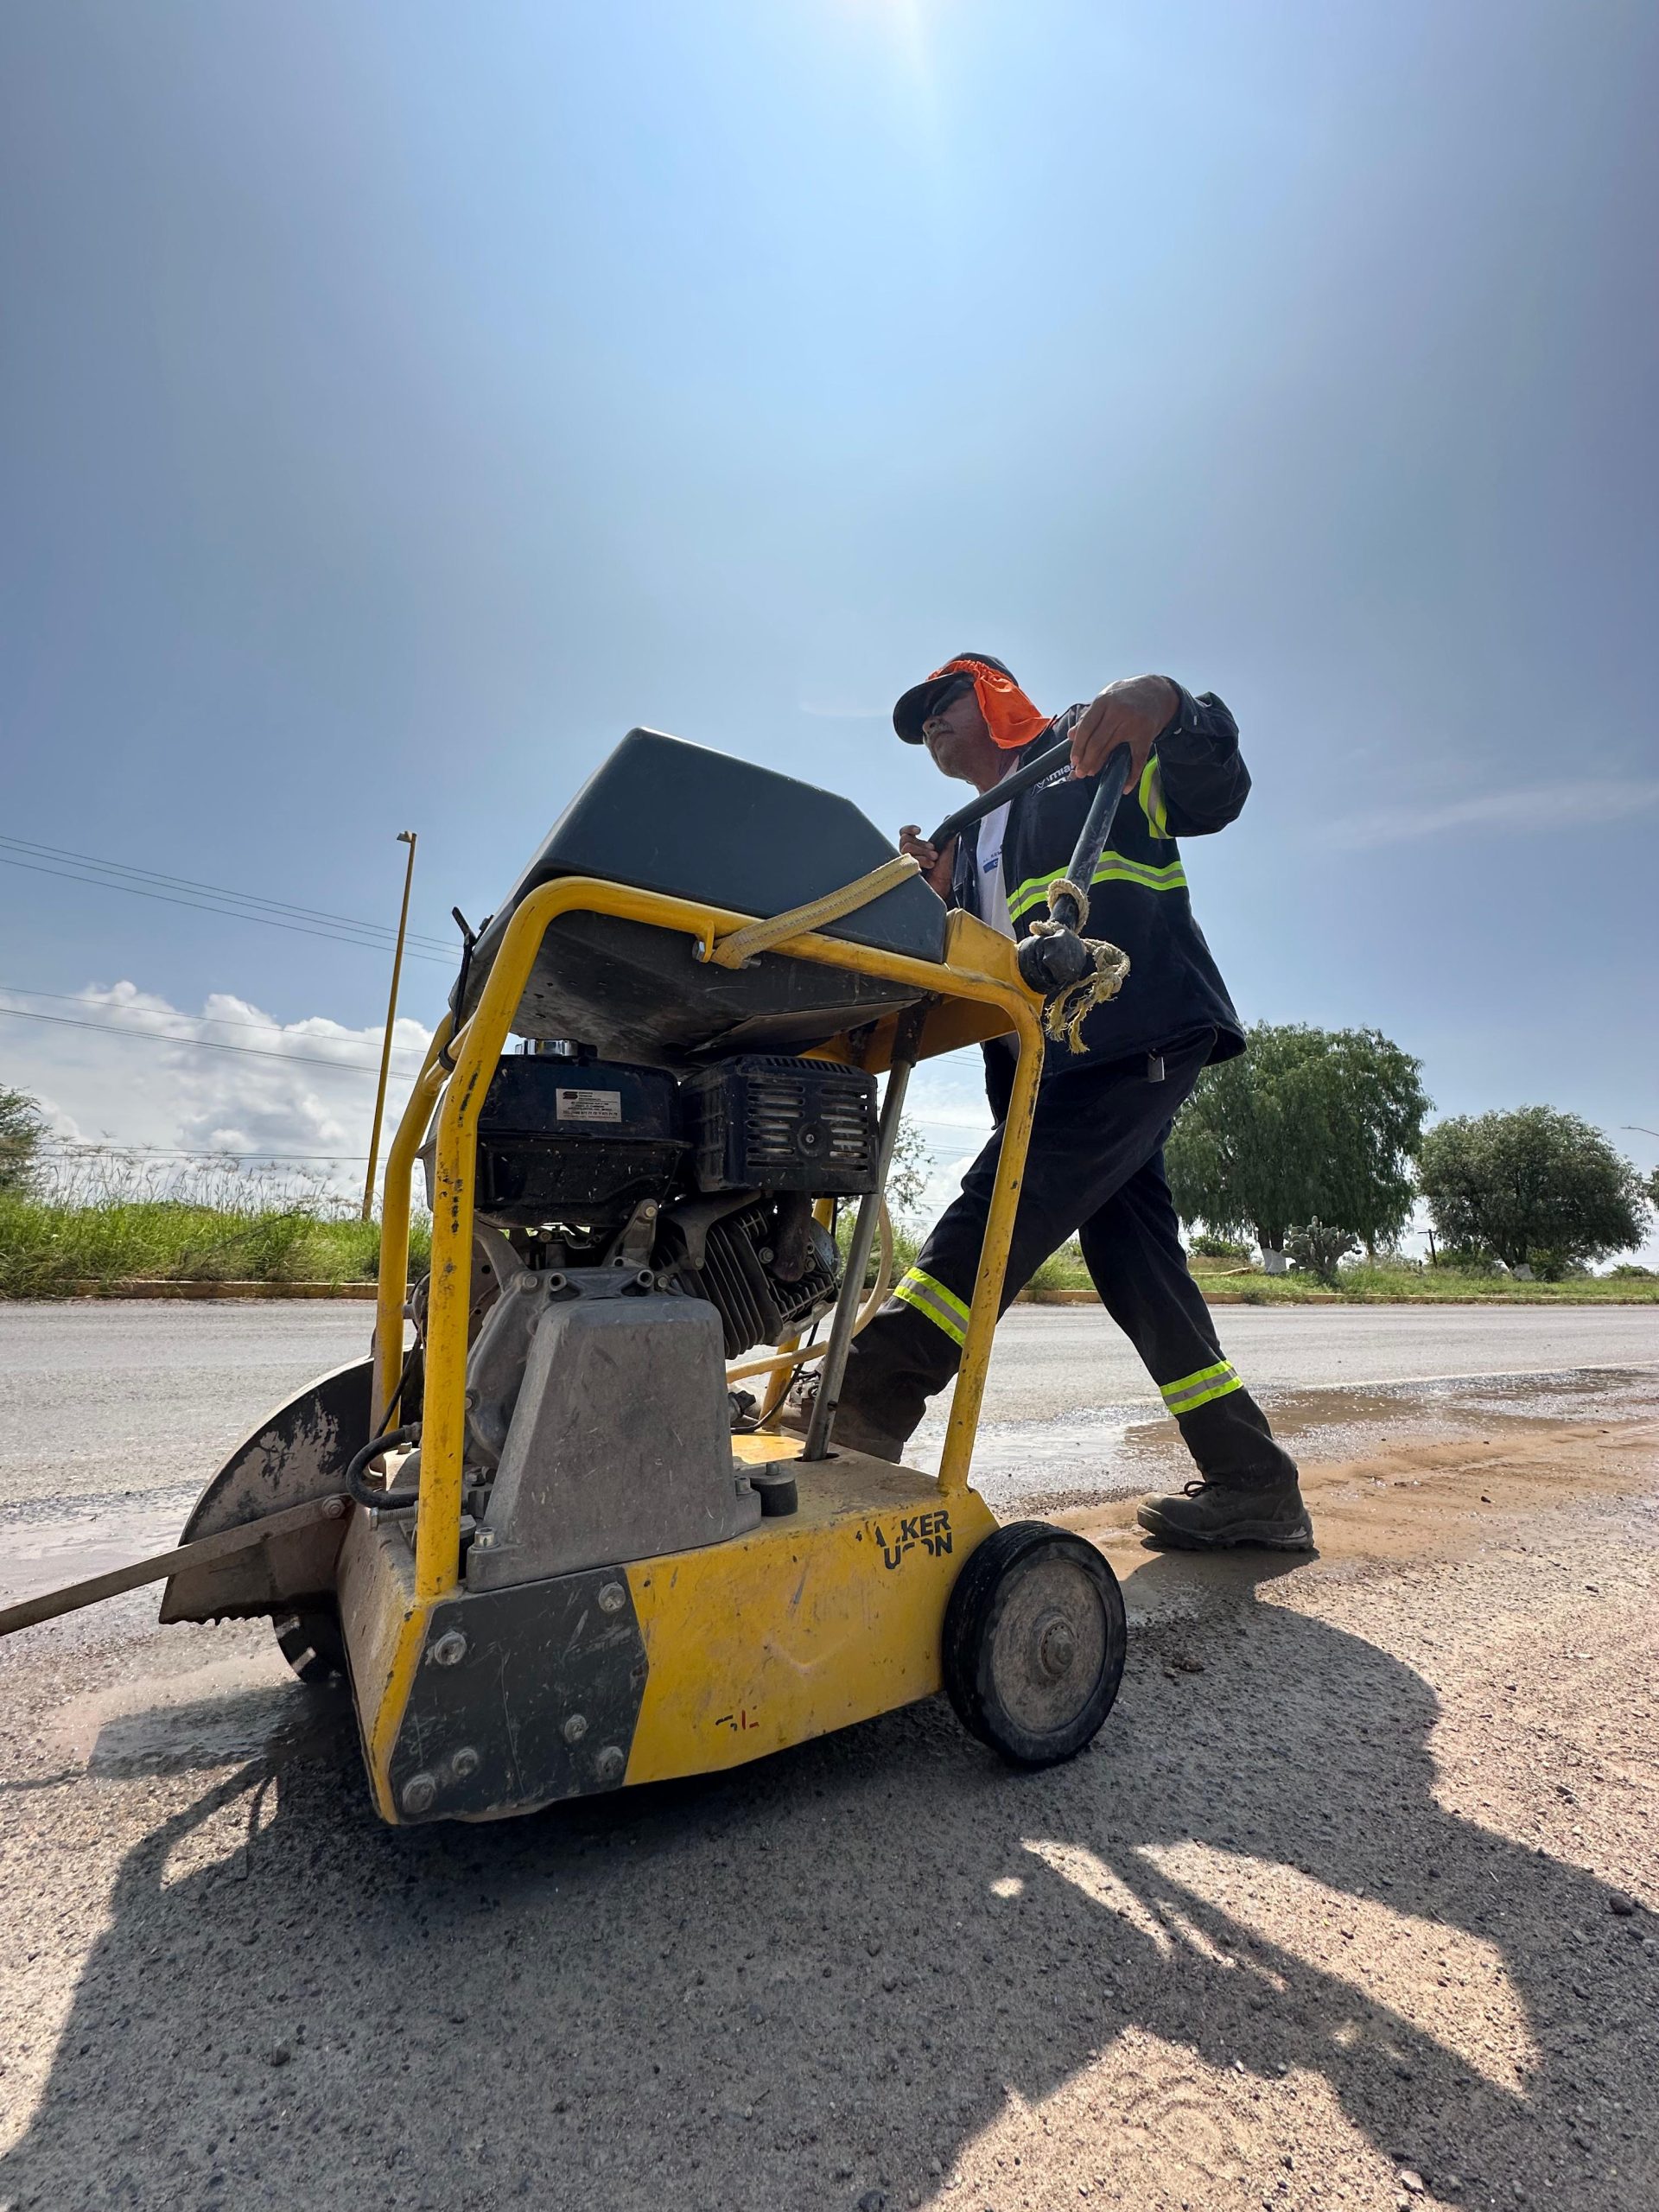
[790,652,1313,1550]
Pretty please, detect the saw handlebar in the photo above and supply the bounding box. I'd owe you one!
[925,734,1135,914]
[925,732,1077,852]
[1047,744,1132,932]
[1014,746,1134,997]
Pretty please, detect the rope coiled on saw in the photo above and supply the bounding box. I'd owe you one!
[1025,875,1131,1053]
[702,854,921,969]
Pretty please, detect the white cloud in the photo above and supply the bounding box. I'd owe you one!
[0,979,433,1196]
[1327,777,1659,849]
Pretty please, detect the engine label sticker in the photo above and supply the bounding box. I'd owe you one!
[865,1510,953,1572]
[556,1089,622,1123]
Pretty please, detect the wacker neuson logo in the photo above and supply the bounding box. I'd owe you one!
[866,1510,953,1572]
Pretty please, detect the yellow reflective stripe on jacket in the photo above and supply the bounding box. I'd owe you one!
[1007,851,1189,923]
[892,1267,969,1348]
[1138,756,1171,838]
[1160,1359,1243,1415]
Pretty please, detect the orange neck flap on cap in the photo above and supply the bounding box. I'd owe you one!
[933,658,1052,752]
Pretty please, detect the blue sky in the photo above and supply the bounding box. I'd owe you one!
[2,3,1656,1243]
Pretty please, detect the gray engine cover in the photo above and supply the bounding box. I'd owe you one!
[466,1272,760,1591]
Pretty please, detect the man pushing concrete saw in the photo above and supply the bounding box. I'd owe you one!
[789,652,1313,1550]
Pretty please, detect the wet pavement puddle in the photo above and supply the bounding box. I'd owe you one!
[914,1364,1659,1518]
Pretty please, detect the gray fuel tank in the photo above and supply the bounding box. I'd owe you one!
[454,729,947,1067]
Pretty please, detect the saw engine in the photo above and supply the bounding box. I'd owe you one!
[407,1047,881,1585]
[434,1047,878,1355]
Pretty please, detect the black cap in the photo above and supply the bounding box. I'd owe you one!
[893,652,1015,744]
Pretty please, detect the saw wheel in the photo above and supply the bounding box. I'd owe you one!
[273,1609,346,1685]
[943,1522,1125,1767]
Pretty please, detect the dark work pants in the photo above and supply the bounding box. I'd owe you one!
[840,1030,1299,1491]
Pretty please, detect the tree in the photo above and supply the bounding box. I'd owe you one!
[887,1118,931,1220]
[1416,1107,1649,1275]
[0,1085,46,1194]
[1166,1024,1429,1260]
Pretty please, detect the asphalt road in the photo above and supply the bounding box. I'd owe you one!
[2,1298,1654,1510]
[1,1302,1655,2212]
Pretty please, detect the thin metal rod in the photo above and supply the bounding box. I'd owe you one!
[801,1005,928,1461]
[362,830,418,1221]
[372,1023,450,1429]
[938,1001,1044,1493]
[0,1495,346,1639]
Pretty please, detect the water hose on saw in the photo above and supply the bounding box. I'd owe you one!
[345,1424,422,1511]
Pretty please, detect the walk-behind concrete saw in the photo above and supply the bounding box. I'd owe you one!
[2,729,1128,1824]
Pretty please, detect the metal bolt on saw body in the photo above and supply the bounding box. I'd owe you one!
[402,1771,438,1815]
[449,1745,480,1781]
[597,1582,626,1614]
[594,1745,626,1783]
[563,1713,588,1745]
[430,1630,468,1668]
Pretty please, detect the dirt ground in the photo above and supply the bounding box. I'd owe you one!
[1,1373,1656,2212]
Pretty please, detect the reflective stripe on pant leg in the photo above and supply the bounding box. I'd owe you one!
[1160,1358,1243,1416]
[891,1267,969,1349]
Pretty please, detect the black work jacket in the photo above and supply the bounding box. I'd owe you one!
[950,683,1249,1076]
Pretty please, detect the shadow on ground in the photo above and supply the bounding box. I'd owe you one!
[3,1544,1655,2212]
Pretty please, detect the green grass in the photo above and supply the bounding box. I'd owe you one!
[4,1170,1650,1306]
[0,1156,432,1299]
[1020,1246,1659,1304]
[0,1194,435,1298]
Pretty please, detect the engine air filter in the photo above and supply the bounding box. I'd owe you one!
[683,1056,879,1195]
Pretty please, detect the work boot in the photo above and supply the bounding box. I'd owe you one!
[776,1374,909,1464]
[1137,1478,1313,1552]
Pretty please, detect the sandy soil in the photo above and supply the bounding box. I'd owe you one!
[0,1378,1656,2212]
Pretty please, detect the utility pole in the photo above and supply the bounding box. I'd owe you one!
[362,830,418,1222]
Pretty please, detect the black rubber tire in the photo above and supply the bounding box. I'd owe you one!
[942,1522,1127,1768]
[273,1609,346,1686]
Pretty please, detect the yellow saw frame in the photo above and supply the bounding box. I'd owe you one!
[351,876,1046,1821]
[0,855,1135,1824]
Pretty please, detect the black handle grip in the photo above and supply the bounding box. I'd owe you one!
[1048,747,1132,932]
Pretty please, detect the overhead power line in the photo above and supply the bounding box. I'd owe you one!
[0,833,456,953]
[0,982,432,1051]
[39,1142,377,1161]
[0,1004,423,1076]
[0,848,457,965]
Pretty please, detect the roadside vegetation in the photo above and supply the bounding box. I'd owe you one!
[1021,1241,1657,1305]
[1161,1027,1655,1294]
[0,1103,430,1298]
[1166,1023,1429,1277]
[1,1065,1652,1303]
